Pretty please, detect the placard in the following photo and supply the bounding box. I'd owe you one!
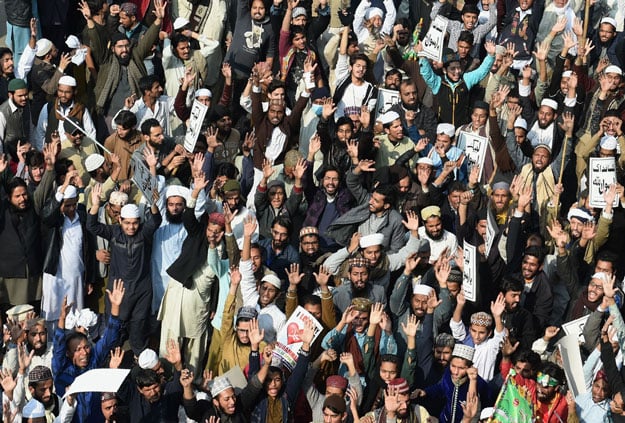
[561,314,590,344]
[184,99,209,152]
[588,157,619,208]
[463,242,477,302]
[459,131,488,181]
[273,306,324,371]
[484,205,498,256]
[419,16,448,62]
[557,334,587,397]
[64,369,130,398]
[375,88,401,119]
[131,155,158,205]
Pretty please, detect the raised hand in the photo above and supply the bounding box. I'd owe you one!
[322,98,337,120]
[17,342,34,372]
[547,219,568,248]
[369,302,384,326]
[558,111,575,135]
[401,314,420,337]
[286,263,304,286]
[404,253,421,275]
[308,133,321,157]
[544,326,560,341]
[402,210,419,231]
[320,348,337,363]
[230,266,241,287]
[262,158,274,180]
[341,305,358,325]
[581,221,597,241]
[248,318,265,347]
[313,266,332,287]
[180,369,194,388]
[109,346,124,369]
[293,158,308,180]
[501,335,519,357]
[106,279,126,307]
[490,292,506,317]
[435,260,451,287]
[243,214,257,238]
[164,339,182,366]
[346,139,359,159]
[301,319,316,346]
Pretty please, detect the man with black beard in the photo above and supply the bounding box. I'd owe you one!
[211,105,241,166]
[389,79,437,141]
[80,0,166,135]
[258,216,299,282]
[364,378,431,422]
[417,206,458,264]
[104,111,143,181]
[24,366,60,420]
[0,47,15,104]
[132,118,179,179]
[588,17,624,70]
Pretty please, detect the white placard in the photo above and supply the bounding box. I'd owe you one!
[463,242,477,302]
[557,334,587,397]
[184,99,209,153]
[375,88,401,119]
[419,16,448,62]
[131,155,158,205]
[484,206,498,256]
[459,131,488,181]
[561,315,590,344]
[588,157,619,208]
[64,368,130,398]
[273,306,324,371]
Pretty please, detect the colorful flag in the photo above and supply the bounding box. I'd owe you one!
[490,370,534,423]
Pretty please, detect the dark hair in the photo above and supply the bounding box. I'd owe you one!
[25,150,44,168]
[54,158,74,185]
[216,162,239,179]
[139,74,160,96]
[301,294,321,307]
[141,118,161,136]
[272,216,292,234]
[501,275,524,294]
[6,177,27,197]
[373,184,397,207]
[385,68,402,80]
[380,354,400,365]
[64,331,89,353]
[321,165,342,180]
[596,251,617,267]
[289,25,307,43]
[336,117,354,132]
[458,31,474,45]
[0,47,12,60]
[171,33,191,51]
[526,232,545,248]
[267,79,286,94]
[448,181,465,194]
[524,245,545,265]
[400,79,417,91]
[114,110,137,129]
[87,0,106,15]
[350,53,370,67]
[512,349,542,369]
[540,362,565,386]
[135,368,161,388]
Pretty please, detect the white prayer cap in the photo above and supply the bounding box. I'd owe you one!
[605,65,623,75]
[601,17,618,28]
[173,17,190,30]
[120,204,140,219]
[65,35,81,49]
[540,98,559,111]
[166,185,190,201]
[261,273,282,289]
[452,344,475,362]
[413,283,433,296]
[58,75,77,87]
[416,157,434,166]
[138,349,159,369]
[109,191,129,206]
[194,88,212,98]
[567,207,593,223]
[591,272,609,284]
[35,38,53,57]
[23,399,46,418]
[437,123,455,138]
[378,110,400,125]
[6,304,34,321]
[495,45,506,56]
[57,185,78,199]
[359,233,385,248]
[562,70,572,78]
[514,117,528,130]
[85,153,105,172]
[210,376,234,397]
[365,7,383,20]
[600,135,618,150]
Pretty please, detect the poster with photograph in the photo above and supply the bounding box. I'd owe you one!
[375,88,401,118]
[184,99,209,152]
[131,156,158,205]
[459,131,488,181]
[273,306,324,371]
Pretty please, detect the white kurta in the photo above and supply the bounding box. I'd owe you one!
[42,214,84,321]
[150,221,187,314]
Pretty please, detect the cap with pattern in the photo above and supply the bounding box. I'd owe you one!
[470,312,493,328]
[210,375,233,396]
[28,365,52,382]
[348,257,370,269]
[452,344,475,362]
[387,377,410,393]
[351,297,372,312]
[326,375,348,390]
[421,205,441,220]
[237,306,258,320]
[299,226,319,239]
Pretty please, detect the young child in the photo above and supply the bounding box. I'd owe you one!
[449,292,506,381]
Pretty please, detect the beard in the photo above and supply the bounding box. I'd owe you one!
[165,210,183,224]
[117,54,131,66]
[426,229,444,241]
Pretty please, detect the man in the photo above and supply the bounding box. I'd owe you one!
[104,110,143,181]
[499,276,538,349]
[100,393,120,423]
[330,258,386,313]
[535,362,568,422]
[258,216,300,281]
[82,0,166,134]
[123,74,175,136]
[418,206,458,264]
[22,366,60,420]
[588,17,623,69]
[430,1,496,54]
[364,378,431,422]
[426,123,467,181]
[115,2,147,46]
[0,47,15,104]
[389,79,437,141]
[87,185,162,355]
[375,111,417,167]
[333,54,377,120]
[321,395,348,423]
[58,116,100,186]
[499,0,544,64]
[0,78,31,150]
[131,119,178,179]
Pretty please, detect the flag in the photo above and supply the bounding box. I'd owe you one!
[490,370,534,423]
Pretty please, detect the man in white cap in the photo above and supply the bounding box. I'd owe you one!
[33,75,96,151]
[122,74,176,136]
[375,110,417,167]
[41,172,92,330]
[426,123,467,182]
[87,183,162,356]
[84,153,122,210]
[577,63,622,136]
[575,110,625,179]
[525,98,565,153]
[588,17,622,70]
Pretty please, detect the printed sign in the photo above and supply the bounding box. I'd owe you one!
[131,155,158,205]
[375,88,401,119]
[419,16,448,62]
[588,157,619,208]
[459,131,488,181]
[273,306,324,371]
[561,315,590,344]
[463,242,477,302]
[558,334,587,397]
[184,99,209,152]
[484,205,498,256]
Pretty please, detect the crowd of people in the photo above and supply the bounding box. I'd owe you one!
[1,0,625,421]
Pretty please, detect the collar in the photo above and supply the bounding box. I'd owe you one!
[8,98,19,112]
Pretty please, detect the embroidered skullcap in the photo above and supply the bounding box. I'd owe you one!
[7,78,26,92]
[387,378,410,393]
[360,233,385,248]
[601,17,618,28]
[492,181,510,192]
[448,268,463,283]
[35,39,53,57]
[343,106,361,116]
[210,376,233,397]
[59,75,77,87]
[600,135,618,150]
[120,204,140,219]
[28,365,52,382]
[326,375,348,390]
[351,297,372,312]
[120,2,138,15]
[514,117,528,130]
[165,185,190,201]
[413,283,433,296]
[416,157,434,166]
[323,395,347,414]
[437,123,455,138]
[591,272,609,284]
[348,257,370,269]
[173,17,190,30]
[23,399,46,418]
[194,88,212,98]
[365,7,384,20]
[378,111,400,125]
[57,185,78,199]
[421,205,441,220]
[567,207,593,223]
[605,65,623,75]
[208,212,226,227]
[562,71,572,78]
[299,226,319,238]
[540,98,559,111]
[222,179,241,192]
[237,306,258,320]
[261,273,282,289]
[595,369,608,382]
[470,311,493,328]
[138,349,159,369]
[452,344,475,362]
[101,392,117,402]
[292,7,307,18]
[65,35,81,49]
[6,304,34,321]
[109,191,129,206]
[534,143,552,155]
[85,153,105,172]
